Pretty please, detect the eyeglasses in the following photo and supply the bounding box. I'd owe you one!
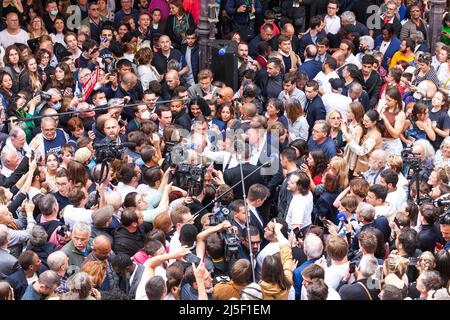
[411,9,420,12]
[218,94,225,98]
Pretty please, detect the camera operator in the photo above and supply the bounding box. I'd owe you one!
[409,139,435,184]
[34,88,62,116]
[99,117,126,145]
[35,194,68,249]
[439,210,450,251]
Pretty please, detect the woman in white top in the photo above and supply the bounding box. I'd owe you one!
[285,172,313,231]
[285,100,309,142]
[342,102,364,175]
[50,17,67,47]
[136,47,161,91]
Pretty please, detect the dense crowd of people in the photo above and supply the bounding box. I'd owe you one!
[0,0,449,301]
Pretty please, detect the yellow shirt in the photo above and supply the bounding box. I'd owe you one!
[389,51,415,69]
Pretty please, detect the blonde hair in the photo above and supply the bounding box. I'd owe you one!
[0,187,8,205]
[387,155,403,174]
[326,109,343,127]
[417,251,436,273]
[384,254,409,279]
[330,156,349,189]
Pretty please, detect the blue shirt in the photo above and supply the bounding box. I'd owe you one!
[44,129,68,157]
[445,240,450,251]
[21,284,44,300]
[293,257,320,300]
[308,137,337,160]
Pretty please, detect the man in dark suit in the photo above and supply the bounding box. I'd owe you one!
[245,184,270,247]
[224,143,265,201]
[304,80,326,136]
[6,250,42,300]
[299,44,323,80]
[298,15,326,61]
[111,253,145,299]
[181,29,200,86]
[170,95,191,132]
[0,226,19,279]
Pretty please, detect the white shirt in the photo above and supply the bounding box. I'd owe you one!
[437,62,450,87]
[0,166,13,178]
[314,71,340,94]
[374,204,393,219]
[63,205,93,230]
[322,93,352,121]
[345,54,362,69]
[0,29,29,48]
[116,182,136,202]
[50,33,66,47]
[325,15,341,34]
[325,262,349,290]
[286,192,313,230]
[256,242,279,280]
[379,41,391,56]
[386,188,407,215]
[27,187,41,201]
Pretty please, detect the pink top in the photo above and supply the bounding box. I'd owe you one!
[148,0,170,22]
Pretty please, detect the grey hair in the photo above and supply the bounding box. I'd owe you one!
[107,98,124,109]
[0,148,15,167]
[68,272,92,298]
[411,31,424,43]
[46,88,62,99]
[386,0,398,8]
[349,82,363,94]
[72,221,91,234]
[359,36,374,50]
[359,255,379,278]
[413,139,435,162]
[9,126,24,139]
[440,136,450,153]
[418,270,442,292]
[47,251,68,272]
[38,194,58,216]
[41,116,57,126]
[38,270,60,288]
[340,11,356,24]
[303,233,324,259]
[357,202,376,222]
[314,119,330,135]
[29,225,48,247]
[78,25,90,36]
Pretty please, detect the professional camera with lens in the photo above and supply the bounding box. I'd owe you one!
[208,206,240,261]
[94,142,127,163]
[401,146,421,169]
[172,164,205,196]
[37,91,52,101]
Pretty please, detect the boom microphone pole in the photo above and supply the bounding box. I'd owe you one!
[237,152,256,283]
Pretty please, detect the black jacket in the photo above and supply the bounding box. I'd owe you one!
[338,279,380,300]
[5,269,28,300]
[223,162,266,201]
[26,243,58,273]
[305,95,326,133]
[418,224,443,253]
[113,225,150,257]
[355,70,382,110]
[172,111,192,131]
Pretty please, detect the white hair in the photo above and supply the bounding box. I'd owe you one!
[72,221,91,234]
[413,139,435,162]
[359,255,379,278]
[47,251,68,271]
[303,233,324,259]
[357,202,376,222]
[341,11,356,24]
[241,282,263,300]
[359,36,374,50]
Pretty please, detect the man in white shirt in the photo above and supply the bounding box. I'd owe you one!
[366,184,393,219]
[64,186,93,229]
[322,78,352,121]
[0,149,19,178]
[285,172,313,231]
[380,169,407,216]
[324,235,352,290]
[255,218,288,281]
[116,163,141,201]
[314,56,340,95]
[168,205,195,255]
[278,71,307,108]
[339,39,362,68]
[324,0,341,35]
[0,12,29,49]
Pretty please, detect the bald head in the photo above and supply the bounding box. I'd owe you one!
[371,149,388,170]
[332,50,346,67]
[243,103,257,119]
[165,69,180,90]
[92,235,111,261]
[218,86,234,104]
[305,45,318,59]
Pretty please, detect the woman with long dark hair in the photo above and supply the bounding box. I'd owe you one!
[429,90,450,150]
[18,55,43,94]
[346,109,383,176]
[188,96,210,122]
[403,102,436,144]
[300,150,329,193]
[379,86,406,156]
[2,45,23,93]
[50,62,75,97]
[165,0,195,49]
[0,72,14,110]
